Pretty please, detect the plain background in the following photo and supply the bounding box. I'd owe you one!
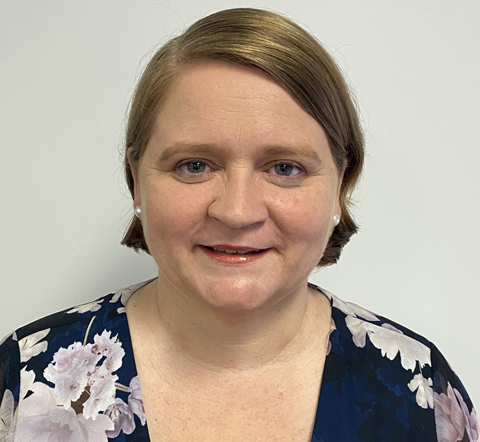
[1,1,479,409]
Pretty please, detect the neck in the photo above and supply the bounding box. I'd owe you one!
[129,275,330,373]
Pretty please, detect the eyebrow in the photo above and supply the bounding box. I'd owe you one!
[157,144,220,163]
[157,142,324,164]
[261,145,323,164]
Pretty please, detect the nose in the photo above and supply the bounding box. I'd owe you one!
[207,170,268,229]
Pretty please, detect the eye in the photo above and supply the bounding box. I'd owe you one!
[185,161,206,174]
[175,160,213,181]
[268,162,303,177]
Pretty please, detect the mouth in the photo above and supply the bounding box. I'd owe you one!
[205,246,263,255]
[199,245,269,264]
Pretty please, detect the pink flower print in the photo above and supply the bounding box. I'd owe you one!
[93,330,125,373]
[43,329,125,415]
[44,342,101,408]
[128,376,146,425]
[105,376,146,437]
[0,389,15,441]
[453,388,479,442]
[15,382,114,442]
[106,397,136,437]
[83,373,118,420]
[435,383,479,442]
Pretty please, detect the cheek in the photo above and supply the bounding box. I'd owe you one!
[142,181,209,248]
[270,189,333,242]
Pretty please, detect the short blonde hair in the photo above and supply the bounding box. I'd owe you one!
[122,8,364,266]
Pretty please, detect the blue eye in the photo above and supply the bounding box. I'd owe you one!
[186,161,206,174]
[275,164,294,176]
[270,163,302,177]
[176,160,213,181]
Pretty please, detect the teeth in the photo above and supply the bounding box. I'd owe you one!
[212,248,256,254]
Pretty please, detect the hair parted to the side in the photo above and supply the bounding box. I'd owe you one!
[121,7,364,266]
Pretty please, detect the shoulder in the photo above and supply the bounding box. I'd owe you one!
[311,283,479,441]
[0,280,148,390]
[8,290,120,348]
[311,283,433,366]
[0,290,113,381]
[2,279,151,345]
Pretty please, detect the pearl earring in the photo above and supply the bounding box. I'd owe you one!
[134,206,142,219]
[333,214,340,226]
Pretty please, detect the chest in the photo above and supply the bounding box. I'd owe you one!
[140,363,323,442]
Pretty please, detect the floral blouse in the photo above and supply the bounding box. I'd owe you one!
[0,281,478,442]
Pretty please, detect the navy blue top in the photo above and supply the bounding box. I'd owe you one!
[0,281,478,441]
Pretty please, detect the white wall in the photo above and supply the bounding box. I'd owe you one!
[1,0,479,408]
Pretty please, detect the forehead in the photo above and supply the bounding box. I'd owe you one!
[150,60,330,156]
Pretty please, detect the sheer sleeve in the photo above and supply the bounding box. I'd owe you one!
[431,343,479,442]
[0,331,21,441]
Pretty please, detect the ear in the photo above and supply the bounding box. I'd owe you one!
[127,146,141,208]
[334,159,347,217]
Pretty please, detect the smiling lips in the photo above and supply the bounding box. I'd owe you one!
[200,245,269,264]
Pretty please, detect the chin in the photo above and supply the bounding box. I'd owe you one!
[197,279,279,316]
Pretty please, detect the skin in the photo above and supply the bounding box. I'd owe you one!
[127,60,343,371]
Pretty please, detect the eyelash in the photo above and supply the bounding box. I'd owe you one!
[175,160,305,181]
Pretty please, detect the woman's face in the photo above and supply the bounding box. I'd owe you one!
[132,61,343,314]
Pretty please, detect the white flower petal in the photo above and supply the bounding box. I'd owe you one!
[366,323,430,371]
[408,373,433,409]
[111,281,149,306]
[67,300,103,314]
[20,368,36,400]
[18,328,50,362]
[345,316,368,348]
[346,317,430,371]
[332,295,379,321]
[381,323,403,334]
[0,389,16,442]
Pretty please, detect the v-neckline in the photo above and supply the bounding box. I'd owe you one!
[119,279,335,442]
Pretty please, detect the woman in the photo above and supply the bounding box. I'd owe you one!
[0,8,477,442]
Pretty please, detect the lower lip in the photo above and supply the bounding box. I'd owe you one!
[199,246,269,264]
